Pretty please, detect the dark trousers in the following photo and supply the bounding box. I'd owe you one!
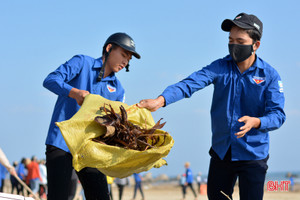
[117,184,124,200]
[46,145,110,200]
[186,183,197,197]
[207,148,268,200]
[133,182,144,199]
[0,179,4,192]
[181,185,186,198]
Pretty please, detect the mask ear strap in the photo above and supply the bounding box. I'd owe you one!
[97,47,112,82]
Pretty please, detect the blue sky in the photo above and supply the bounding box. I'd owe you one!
[1,0,299,177]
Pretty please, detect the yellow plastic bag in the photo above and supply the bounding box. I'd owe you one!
[56,94,174,178]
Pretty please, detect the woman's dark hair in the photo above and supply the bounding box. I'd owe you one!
[246,29,261,43]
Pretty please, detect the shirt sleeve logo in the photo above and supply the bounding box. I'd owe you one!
[107,84,116,93]
[253,76,265,84]
[278,80,284,93]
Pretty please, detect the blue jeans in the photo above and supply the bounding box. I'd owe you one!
[30,178,40,194]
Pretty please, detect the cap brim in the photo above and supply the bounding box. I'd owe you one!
[221,19,254,32]
[119,44,141,59]
[132,52,141,59]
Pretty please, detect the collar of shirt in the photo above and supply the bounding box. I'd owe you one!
[93,57,116,81]
[224,54,265,72]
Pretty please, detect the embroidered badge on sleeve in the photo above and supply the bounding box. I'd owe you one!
[278,81,284,93]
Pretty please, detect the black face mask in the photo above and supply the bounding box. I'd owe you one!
[228,44,253,63]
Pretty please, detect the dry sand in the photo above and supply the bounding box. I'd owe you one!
[108,183,300,200]
[2,179,299,200]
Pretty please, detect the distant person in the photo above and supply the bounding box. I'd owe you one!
[138,12,285,200]
[115,177,129,200]
[132,173,144,200]
[107,176,114,200]
[287,172,295,192]
[0,147,17,192]
[184,162,197,199]
[38,159,47,199]
[25,156,42,197]
[196,172,202,194]
[16,158,27,196]
[10,161,19,194]
[0,163,7,193]
[43,32,141,200]
[179,173,186,200]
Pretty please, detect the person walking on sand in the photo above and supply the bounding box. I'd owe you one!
[184,162,198,199]
[115,177,129,200]
[132,173,145,200]
[26,156,42,198]
[138,13,285,200]
[180,173,186,200]
[196,172,202,194]
[43,32,141,200]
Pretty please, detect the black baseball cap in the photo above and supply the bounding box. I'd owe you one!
[221,13,263,37]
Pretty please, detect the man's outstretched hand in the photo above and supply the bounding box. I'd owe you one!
[137,96,165,112]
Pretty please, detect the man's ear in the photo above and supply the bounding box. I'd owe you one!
[105,44,112,53]
[253,40,260,51]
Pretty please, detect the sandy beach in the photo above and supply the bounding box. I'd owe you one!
[2,179,299,200]
[108,183,300,200]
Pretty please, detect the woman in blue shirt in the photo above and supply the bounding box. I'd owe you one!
[43,32,141,200]
[138,13,285,200]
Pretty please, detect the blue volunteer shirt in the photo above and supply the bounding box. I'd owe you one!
[43,55,125,152]
[186,168,194,184]
[134,173,142,183]
[161,55,286,161]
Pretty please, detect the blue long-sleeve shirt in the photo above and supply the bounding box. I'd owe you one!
[43,55,125,152]
[17,163,26,179]
[161,55,285,161]
[186,168,194,184]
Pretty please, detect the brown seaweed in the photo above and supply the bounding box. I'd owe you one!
[92,104,167,151]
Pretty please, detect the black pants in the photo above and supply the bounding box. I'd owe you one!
[207,148,268,200]
[46,145,110,200]
[181,185,186,198]
[116,184,124,200]
[186,183,197,197]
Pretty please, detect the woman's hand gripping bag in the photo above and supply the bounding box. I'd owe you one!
[56,94,174,178]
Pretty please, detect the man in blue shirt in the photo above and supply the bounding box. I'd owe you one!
[138,13,285,200]
[132,173,145,200]
[43,32,141,200]
[184,162,197,199]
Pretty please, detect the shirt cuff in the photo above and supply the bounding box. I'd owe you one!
[258,116,267,131]
[62,83,73,97]
[160,94,168,107]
